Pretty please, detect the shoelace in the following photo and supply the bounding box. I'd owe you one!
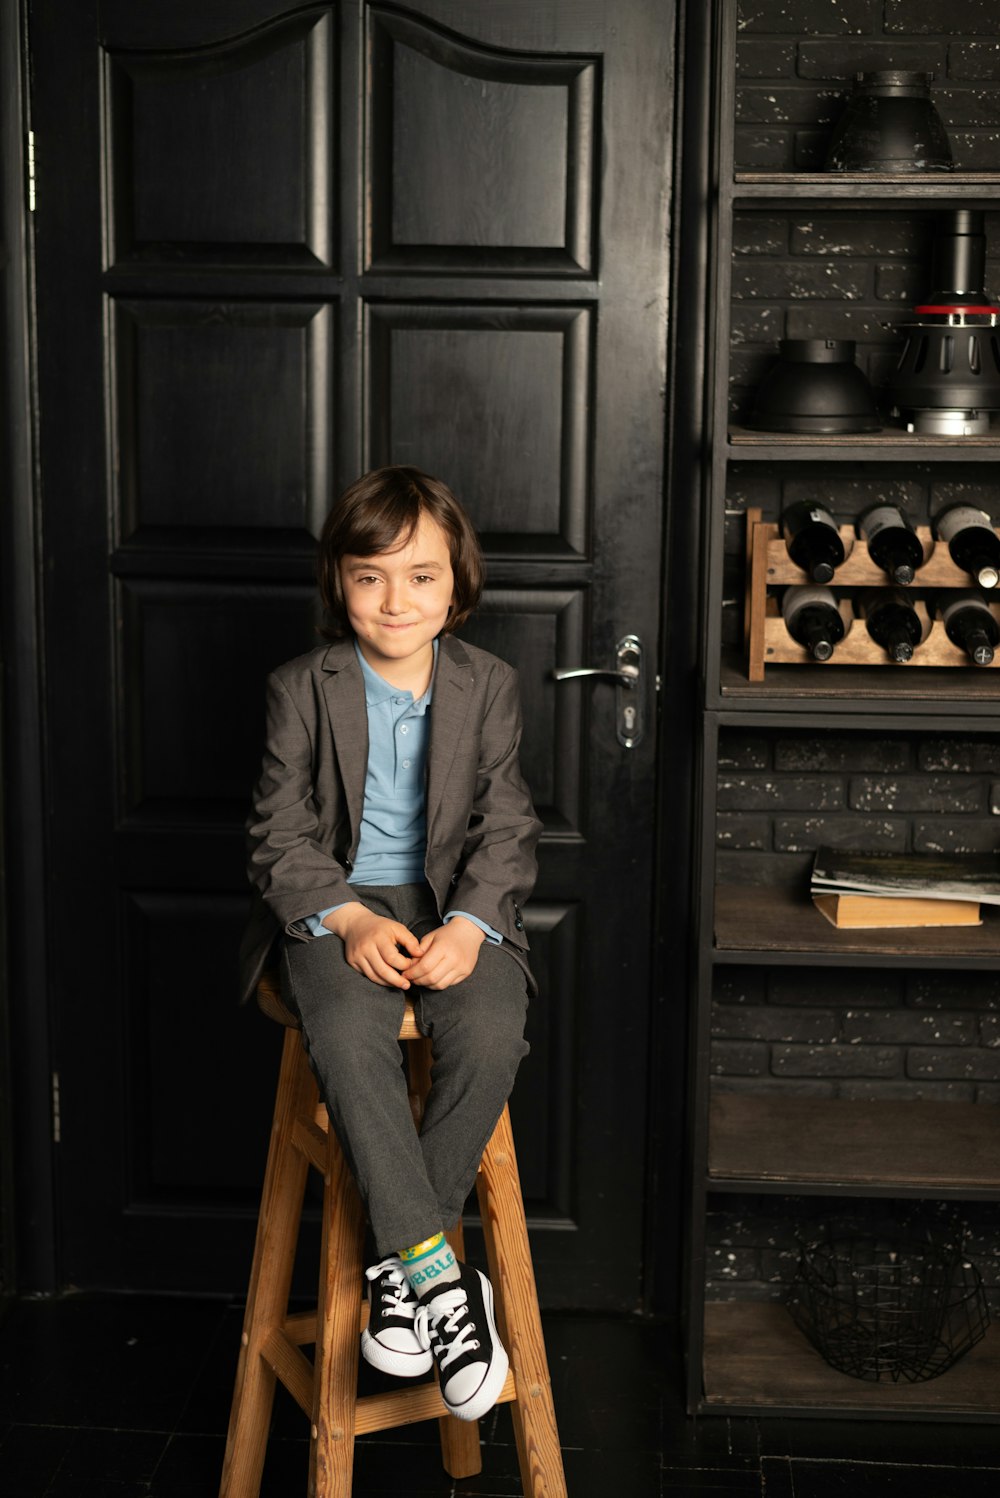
[414,1287,481,1371]
[365,1257,416,1321]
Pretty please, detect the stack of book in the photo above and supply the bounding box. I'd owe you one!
[810,847,1000,929]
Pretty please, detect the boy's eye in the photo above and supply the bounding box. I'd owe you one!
[413,574,435,584]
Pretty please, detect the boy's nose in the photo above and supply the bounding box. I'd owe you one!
[382,581,407,613]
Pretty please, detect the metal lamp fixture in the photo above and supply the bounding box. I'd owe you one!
[825,71,953,174]
[749,339,881,435]
[888,210,1000,436]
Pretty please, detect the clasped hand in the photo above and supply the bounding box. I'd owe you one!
[322,904,486,990]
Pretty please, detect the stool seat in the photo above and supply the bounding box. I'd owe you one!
[220,970,566,1497]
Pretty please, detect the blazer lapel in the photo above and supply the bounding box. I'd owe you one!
[427,636,474,844]
[320,642,368,850]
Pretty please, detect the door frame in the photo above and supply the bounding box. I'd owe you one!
[645,0,712,1320]
[1,0,703,1313]
[1,0,57,1293]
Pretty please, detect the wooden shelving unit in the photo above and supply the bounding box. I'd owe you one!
[709,1095,1000,1197]
[734,172,1000,198]
[729,425,1000,461]
[703,1304,1000,1417]
[719,650,1000,706]
[685,0,1000,1422]
[714,884,1000,966]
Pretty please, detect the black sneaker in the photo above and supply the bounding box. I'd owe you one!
[414,1263,509,1421]
[361,1257,433,1378]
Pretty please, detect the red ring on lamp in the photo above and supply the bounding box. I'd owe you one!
[913,304,1000,314]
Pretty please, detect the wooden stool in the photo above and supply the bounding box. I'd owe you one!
[220,972,566,1498]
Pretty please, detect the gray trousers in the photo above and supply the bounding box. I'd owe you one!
[280,884,530,1256]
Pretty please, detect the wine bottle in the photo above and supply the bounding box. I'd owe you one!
[781,585,846,662]
[855,503,923,586]
[780,500,846,584]
[860,589,923,663]
[931,503,1000,589]
[938,591,1000,666]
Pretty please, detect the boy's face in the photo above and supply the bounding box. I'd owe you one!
[340,512,456,682]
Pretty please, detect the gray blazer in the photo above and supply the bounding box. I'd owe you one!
[238,634,541,1003]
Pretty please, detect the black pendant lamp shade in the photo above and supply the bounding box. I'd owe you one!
[825,71,953,173]
[888,210,1000,435]
[749,340,882,435]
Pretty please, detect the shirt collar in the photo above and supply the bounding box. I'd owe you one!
[354,638,437,713]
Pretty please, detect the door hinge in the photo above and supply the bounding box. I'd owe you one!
[51,1069,61,1143]
[27,130,36,212]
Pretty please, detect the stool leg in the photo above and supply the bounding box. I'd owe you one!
[309,1124,365,1498]
[437,1220,483,1480]
[405,1031,433,1130]
[220,1030,316,1498]
[477,1106,567,1498]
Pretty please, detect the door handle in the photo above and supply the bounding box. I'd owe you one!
[552,633,644,748]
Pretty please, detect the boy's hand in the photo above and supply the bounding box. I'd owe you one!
[402,919,486,990]
[323,903,422,989]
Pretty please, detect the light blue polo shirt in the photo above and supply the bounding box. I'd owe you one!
[305,641,501,944]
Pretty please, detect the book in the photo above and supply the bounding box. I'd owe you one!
[810,847,1000,906]
[812,892,982,929]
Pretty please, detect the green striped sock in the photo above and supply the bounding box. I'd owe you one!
[398,1230,461,1299]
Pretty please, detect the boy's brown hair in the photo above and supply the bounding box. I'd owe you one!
[317,466,485,640]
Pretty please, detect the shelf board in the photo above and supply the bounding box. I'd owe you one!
[708,1095,1000,1198]
[727,426,1000,463]
[702,1301,1000,1417]
[731,172,1000,205]
[717,651,1000,712]
[713,885,1000,968]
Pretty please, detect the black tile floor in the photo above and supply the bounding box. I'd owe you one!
[1,1293,999,1496]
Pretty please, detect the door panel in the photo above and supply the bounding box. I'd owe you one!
[368,7,596,274]
[112,299,335,539]
[105,12,336,266]
[30,0,674,1307]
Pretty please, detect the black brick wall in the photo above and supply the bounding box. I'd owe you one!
[717,728,1000,886]
[712,965,1000,1102]
[706,1194,1000,1312]
[736,0,1000,172]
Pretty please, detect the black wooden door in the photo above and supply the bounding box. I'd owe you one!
[28,0,674,1308]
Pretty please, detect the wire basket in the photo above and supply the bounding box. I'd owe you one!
[788,1234,991,1383]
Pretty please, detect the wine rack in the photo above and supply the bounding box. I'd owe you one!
[744,508,1000,680]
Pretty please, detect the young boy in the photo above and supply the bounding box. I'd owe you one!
[239,466,541,1421]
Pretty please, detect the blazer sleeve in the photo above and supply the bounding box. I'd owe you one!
[445,665,541,945]
[245,672,356,930]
